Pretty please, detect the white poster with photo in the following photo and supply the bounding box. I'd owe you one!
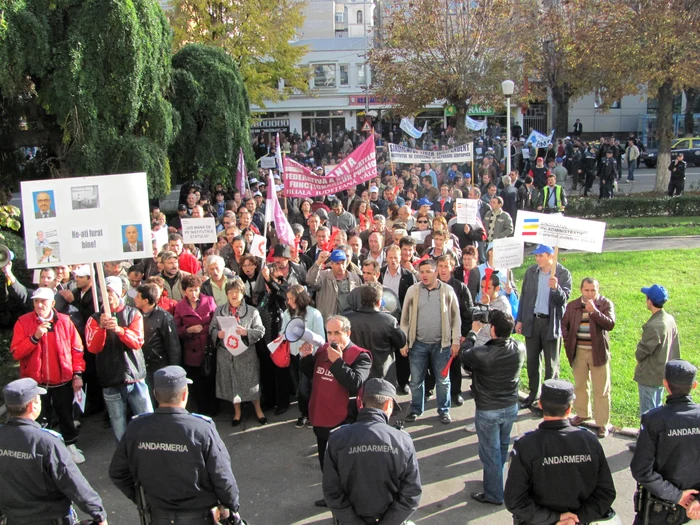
[21,173,152,268]
[455,198,478,224]
[492,238,525,269]
[181,217,217,244]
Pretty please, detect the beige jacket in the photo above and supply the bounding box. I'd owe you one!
[400,281,461,349]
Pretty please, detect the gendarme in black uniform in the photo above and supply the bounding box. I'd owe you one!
[109,366,239,524]
[504,380,616,525]
[631,359,700,524]
[323,378,422,525]
[0,378,106,525]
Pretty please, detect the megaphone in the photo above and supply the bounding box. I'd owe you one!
[0,245,14,269]
[380,287,400,314]
[284,317,325,347]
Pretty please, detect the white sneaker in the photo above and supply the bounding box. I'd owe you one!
[68,444,85,464]
[464,423,476,433]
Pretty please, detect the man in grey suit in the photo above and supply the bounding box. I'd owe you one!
[122,225,144,252]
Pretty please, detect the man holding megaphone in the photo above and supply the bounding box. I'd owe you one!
[300,315,371,509]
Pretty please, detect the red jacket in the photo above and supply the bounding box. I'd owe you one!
[10,310,85,386]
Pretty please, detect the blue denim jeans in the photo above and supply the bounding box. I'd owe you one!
[475,403,519,503]
[409,341,451,416]
[638,384,664,417]
[103,380,153,441]
[627,161,636,181]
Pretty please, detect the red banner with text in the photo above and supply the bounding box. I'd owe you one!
[284,137,378,197]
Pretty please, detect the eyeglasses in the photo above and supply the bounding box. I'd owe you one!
[417,220,429,224]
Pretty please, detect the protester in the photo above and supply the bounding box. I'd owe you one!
[10,287,86,463]
[86,276,153,441]
[345,283,407,386]
[300,315,371,507]
[307,248,363,322]
[210,278,266,426]
[174,274,218,416]
[460,310,525,506]
[633,285,681,421]
[562,278,616,438]
[400,258,461,424]
[516,245,572,413]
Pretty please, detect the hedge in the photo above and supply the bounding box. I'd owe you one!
[0,230,30,329]
[565,195,700,219]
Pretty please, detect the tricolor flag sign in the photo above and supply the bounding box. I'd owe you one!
[521,217,540,236]
[514,211,606,253]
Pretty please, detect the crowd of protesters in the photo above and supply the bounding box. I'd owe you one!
[1,123,696,525]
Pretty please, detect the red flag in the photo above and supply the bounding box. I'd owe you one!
[441,355,454,378]
[323,227,341,252]
[412,253,430,267]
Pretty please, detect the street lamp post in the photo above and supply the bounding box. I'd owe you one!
[502,80,515,175]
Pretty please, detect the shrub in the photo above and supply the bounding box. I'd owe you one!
[0,231,30,329]
[566,195,700,219]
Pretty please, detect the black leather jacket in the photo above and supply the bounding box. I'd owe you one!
[460,334,525,411]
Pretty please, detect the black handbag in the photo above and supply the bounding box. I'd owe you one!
[203,342,217,378]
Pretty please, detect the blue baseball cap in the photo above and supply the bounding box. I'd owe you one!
[641,284,668,305]
[531,244,554,255]
[328,249,347,262]
[417,198,433,207]
[555,157,563,163]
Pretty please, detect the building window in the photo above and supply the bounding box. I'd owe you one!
[339,65,349,86]
[357,10,363,24]
[357,64,367,86]
[313,64,336,88]
[335,11,344,23]
[301,111,347,138]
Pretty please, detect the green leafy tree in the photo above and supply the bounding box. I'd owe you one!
[169,0,309,108]
[0,0,177,197]
[170,44,254,187]
[369,0,521,144]
[519,0,623,136]
[618,0,700,192]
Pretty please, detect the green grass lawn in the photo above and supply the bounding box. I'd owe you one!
[511,249,700,428]
[604,216,700,238]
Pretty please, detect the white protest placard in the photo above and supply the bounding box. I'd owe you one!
[217,316,245,356]
[492,238,525,269]
[249,234,267,258]
[73,386,87,413]
[260,156,277,169]
[324,164,337,175]
[181,217,217,244]
[21,173,152,268]
[410,230,430,244]
[151,227,169,252]
[514,211,607,253]
[455,198,478,224]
